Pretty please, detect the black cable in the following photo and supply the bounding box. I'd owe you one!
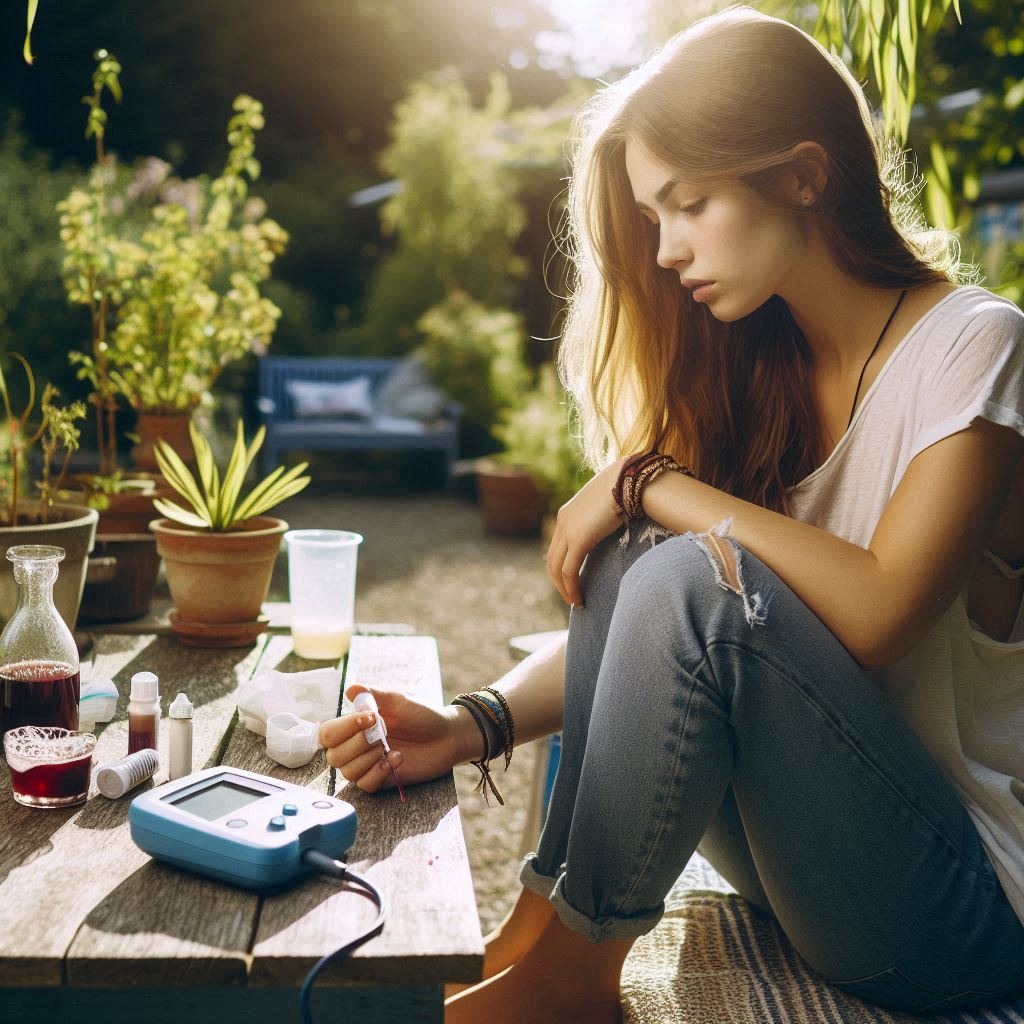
[298,849,387,1024]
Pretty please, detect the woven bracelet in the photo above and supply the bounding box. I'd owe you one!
[451,694,508,806]
[613,450,695,522]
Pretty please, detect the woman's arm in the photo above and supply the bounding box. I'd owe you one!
[641,417,1024,672]
[321,634,567,793]
[455,632,567,759]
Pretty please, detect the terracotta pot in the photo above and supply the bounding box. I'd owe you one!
[78,533,161,623]
[475,460,548,537]
[67,472,174,536]
[132,412,194,472]
[0,503,99,630]
[150,516,287,646]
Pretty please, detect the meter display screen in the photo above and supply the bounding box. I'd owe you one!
[168,779,267,821]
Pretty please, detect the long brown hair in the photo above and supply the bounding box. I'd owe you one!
[558,5,969,515]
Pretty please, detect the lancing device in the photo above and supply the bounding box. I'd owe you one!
[352,690,407,803]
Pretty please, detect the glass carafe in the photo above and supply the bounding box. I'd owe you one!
[0,545,80,746]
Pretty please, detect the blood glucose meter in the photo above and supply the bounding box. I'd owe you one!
[128,766,358,889]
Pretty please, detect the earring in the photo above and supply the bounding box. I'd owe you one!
[801,192,814,205]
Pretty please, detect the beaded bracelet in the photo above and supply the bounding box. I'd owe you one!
[612,450,695,522]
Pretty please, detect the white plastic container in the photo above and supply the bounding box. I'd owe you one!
[168,692,193,782]
[284,530,363,660]
[265,712,320,769]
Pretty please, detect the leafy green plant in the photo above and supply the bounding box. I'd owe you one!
[416,292,533,455]
[154,422,310,531]
[0,355,87,527]
[493,364,591,514]
[59,51,289,476]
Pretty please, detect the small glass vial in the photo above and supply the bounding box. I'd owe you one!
[168,692,193,781]
[0,545,80,745]
[127,671,160,755]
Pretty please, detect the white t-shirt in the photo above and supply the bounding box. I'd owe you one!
[785,284,1024,923]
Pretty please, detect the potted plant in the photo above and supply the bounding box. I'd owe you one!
[150,421,310,647]
[486,364,592,538]
[0,355,97,629]
[59,51,289,475]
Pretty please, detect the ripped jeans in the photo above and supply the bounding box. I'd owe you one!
[519,519,1024,1015]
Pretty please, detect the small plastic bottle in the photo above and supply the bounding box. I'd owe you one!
[127,671,161,755]
[168,692,193,781]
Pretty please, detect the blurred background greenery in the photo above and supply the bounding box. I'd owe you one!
[2,0,1022,503]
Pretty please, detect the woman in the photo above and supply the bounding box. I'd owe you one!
[321,7,1024,1022]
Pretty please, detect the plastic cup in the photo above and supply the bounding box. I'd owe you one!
[284,530,363,660]
[4,726,96,808]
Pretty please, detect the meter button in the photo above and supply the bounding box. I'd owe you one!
[282,803,299,816]
[227,819,247,829]
[268,815,287,831]
[313,800,333,810]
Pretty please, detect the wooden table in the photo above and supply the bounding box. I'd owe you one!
[0,631,484,1024]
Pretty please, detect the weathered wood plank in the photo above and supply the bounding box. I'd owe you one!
[0,984,444,1023]
[249,636,484,987]
[0,634,264,988]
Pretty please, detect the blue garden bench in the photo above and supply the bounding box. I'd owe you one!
[257,356,461,484]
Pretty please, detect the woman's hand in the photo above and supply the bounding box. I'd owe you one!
[320,684,477,794]
[546,456,626,607]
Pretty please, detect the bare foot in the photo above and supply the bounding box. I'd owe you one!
[444,885,556,998]
[444,912,633,1024]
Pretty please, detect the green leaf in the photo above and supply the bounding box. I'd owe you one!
[924,170,956,231]
[23,0,38,65]
[231,464,286,524]
[1006,79,1024,111]
[216,421,249,526]
[153,498,211,529]
[189,421,221,523]
[929,139,952,192]
[233,461,309,523]
[238,473,312,521]
[154,441,209,522]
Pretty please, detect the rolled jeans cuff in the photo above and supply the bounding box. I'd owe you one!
[549,874,664,943]
[520,853,665,943]
[519,852,558,899]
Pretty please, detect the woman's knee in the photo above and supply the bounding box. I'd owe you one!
[616,530,758,625]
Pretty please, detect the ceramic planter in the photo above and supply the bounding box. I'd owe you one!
[475,460,548,537]
[0,503,99,630]
[150,516,287,647]
[132,412,194,472]
[78,533,161,623]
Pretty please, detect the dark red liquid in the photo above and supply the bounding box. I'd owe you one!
[0,660,80,747]
[128,713,157,754]
[8,752,92,802]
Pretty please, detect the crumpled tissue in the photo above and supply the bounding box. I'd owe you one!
[235,666,341,737]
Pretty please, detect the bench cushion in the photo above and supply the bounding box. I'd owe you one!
[285,376,375,419]
[620,853,1024,1023]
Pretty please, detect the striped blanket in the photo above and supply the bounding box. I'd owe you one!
[620,854,1024,1024]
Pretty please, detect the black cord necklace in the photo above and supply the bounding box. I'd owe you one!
[844,288,908,433]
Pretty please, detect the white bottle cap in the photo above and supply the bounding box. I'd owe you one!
[265,712,320,769]
[130,671,159,702]
[169,692,193,719]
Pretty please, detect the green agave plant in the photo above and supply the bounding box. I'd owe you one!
[154,421,310,531]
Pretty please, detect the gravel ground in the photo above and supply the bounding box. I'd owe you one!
[270,472,568,936]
